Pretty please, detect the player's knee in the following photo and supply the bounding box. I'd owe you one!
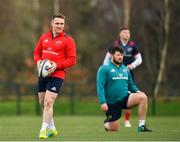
[109,124,119,131]
[44,99,53,109]
[104,122,119,131]
[139,92,148,102]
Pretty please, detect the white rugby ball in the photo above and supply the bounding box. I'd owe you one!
[38,59,53,78]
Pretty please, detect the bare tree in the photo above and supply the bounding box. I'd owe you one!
[32,0,40,43]
[53,0,60,14]
[153,0,170,99]
[123,0,130,26]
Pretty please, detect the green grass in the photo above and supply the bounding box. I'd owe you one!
[1,99,180,116]
[0,116,180,141]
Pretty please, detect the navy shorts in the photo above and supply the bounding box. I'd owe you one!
[105,94,130,123]
[38,77,63,94]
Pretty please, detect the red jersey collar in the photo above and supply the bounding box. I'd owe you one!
[48,30,65,38]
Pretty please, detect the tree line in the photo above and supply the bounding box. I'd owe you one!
[0,0,179,97]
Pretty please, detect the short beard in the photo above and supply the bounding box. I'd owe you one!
[113,58,121,65]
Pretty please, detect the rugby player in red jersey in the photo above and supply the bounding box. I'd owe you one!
[34,12,76,139]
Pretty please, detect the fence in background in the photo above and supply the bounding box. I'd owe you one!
[0,81,179,116]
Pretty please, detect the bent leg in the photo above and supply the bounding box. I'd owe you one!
[127,92,148,120]
[104,120,119,131]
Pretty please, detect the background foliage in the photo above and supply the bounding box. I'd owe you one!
[0,0,180,114]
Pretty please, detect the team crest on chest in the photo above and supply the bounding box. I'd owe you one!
[123,69,128,73]
[55,40,62,46]
[127,47,133,52]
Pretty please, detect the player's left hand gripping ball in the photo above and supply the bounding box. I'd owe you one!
[38,59,55,78]
[47,61,57,75]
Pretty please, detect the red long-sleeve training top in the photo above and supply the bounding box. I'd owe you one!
[34,31,76,79]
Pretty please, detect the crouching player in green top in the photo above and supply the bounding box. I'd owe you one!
[96,45,152,132]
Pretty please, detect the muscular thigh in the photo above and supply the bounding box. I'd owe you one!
[127,92,144,108]
[45,90,58,102]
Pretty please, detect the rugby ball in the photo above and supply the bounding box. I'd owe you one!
[38,59,53,78]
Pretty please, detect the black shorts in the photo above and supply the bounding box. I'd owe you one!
[104,94,130,123]
[38,77,63,94]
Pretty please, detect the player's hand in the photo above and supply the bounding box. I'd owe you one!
[48,61,57,74]
[127,64,134,70]
[101,103,108,112]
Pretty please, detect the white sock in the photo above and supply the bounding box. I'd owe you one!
[48,118,56,130]
[138,120,145,127]
[40,122,48,131]
[104,122,110,130]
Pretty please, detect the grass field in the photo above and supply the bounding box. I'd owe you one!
[1,98,180,116]
[0,116,180,141]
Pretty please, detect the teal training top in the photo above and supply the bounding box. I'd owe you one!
[96,62,139,105]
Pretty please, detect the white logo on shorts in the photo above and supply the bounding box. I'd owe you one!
[51,86,56,91]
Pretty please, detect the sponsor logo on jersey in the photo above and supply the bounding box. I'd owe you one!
[43,50,59,55]
[112,73,128,80]
[112,76,128,80]
[47,47,52,50]
[43,47,59,55]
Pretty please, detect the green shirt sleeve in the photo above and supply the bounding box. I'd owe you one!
[127,70,139,93]
[96,66,107,104]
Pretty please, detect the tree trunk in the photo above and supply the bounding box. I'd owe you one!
[152,0,170,114]
[53,0,60,14]
[32,0,40,41]
[123,0,130,26]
